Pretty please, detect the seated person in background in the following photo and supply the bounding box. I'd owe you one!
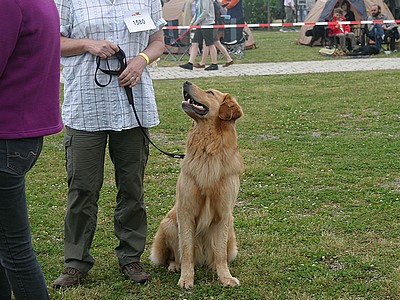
[328,8,357,51]
[341,0,355,22]
[341,0,355,32]
[366,3,399,51]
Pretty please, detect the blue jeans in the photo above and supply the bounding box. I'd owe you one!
[368,24,385,50]
[0,138,49,300]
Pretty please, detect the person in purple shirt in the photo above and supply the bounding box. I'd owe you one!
[0,0,63,299]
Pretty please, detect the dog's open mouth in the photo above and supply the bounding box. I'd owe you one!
[182,89,209,115]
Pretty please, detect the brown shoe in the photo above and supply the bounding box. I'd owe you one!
[222,60,234,67]
[52,267,87,289]
[193,63,205,68]
[119,262,150,284]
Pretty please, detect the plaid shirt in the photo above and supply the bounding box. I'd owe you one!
[56,0,166,131]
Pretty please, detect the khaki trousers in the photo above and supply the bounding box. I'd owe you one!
[62,126,149,272]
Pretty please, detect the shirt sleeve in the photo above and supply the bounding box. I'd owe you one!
[150,0,167,35]
[0,0,22,77]
[194,0,211,25]
[55,0,73,37]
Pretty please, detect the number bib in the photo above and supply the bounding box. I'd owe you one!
[124,10,156,33]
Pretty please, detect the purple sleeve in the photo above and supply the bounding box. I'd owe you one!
[0,1,22,77]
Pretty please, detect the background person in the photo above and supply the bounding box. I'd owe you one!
[194,0,234,68]
[366,3,399,51]
[180,0,219,70]
[341,0,356,33]
[182,0,196,26]
[0,0,63,299]
[341,0,355,22]
[221,0,245,41]
[52,0,165,288]
[280,0,297,32]
[328,8,357,51]
[306,0,316,14]
[181,0,196,43]
[195,38,234,68]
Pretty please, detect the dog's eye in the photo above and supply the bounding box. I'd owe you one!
[206,90,214,95]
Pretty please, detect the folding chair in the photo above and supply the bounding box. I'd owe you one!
[360,24,399,51]
[163,20,191,61]
[220,17,247,58]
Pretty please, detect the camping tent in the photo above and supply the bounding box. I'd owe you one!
[162,0,256,49]
[162,0,187,24]
[298,0,394,45]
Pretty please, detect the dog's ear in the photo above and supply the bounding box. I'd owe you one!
[218,94,243,121]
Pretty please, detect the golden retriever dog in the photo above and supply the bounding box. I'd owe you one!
[150,81,244,289]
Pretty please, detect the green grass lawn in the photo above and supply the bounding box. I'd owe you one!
[25,31,400,299]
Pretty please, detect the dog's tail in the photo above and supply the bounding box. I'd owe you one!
[150,213,178,266]
[149,229,171,266]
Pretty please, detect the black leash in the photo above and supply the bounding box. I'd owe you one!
[95,48,185,159]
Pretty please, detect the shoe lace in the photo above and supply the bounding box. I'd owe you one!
[64,267,80,276]
[125,262,145,273]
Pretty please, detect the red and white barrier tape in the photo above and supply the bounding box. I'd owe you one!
[164,19,400,30]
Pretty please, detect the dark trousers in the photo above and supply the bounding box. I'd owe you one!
[223,17,245,43]
[368,24,385,50]
[0,137,50,300]
[62,126,149,273]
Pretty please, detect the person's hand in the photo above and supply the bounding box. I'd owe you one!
[119,55,147,88]
[85,40,119,58]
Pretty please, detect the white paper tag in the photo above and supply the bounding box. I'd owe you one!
[124,10,156,33]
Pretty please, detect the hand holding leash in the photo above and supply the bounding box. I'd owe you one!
[119,54,147,88]
[94,47,185,159]
[85,40,119,58]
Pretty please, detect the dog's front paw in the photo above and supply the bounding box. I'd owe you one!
[221,276,240,287]
[178,276,194,289]
[168,261,180,272]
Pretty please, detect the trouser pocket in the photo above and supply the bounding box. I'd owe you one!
[6,137,43,175]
